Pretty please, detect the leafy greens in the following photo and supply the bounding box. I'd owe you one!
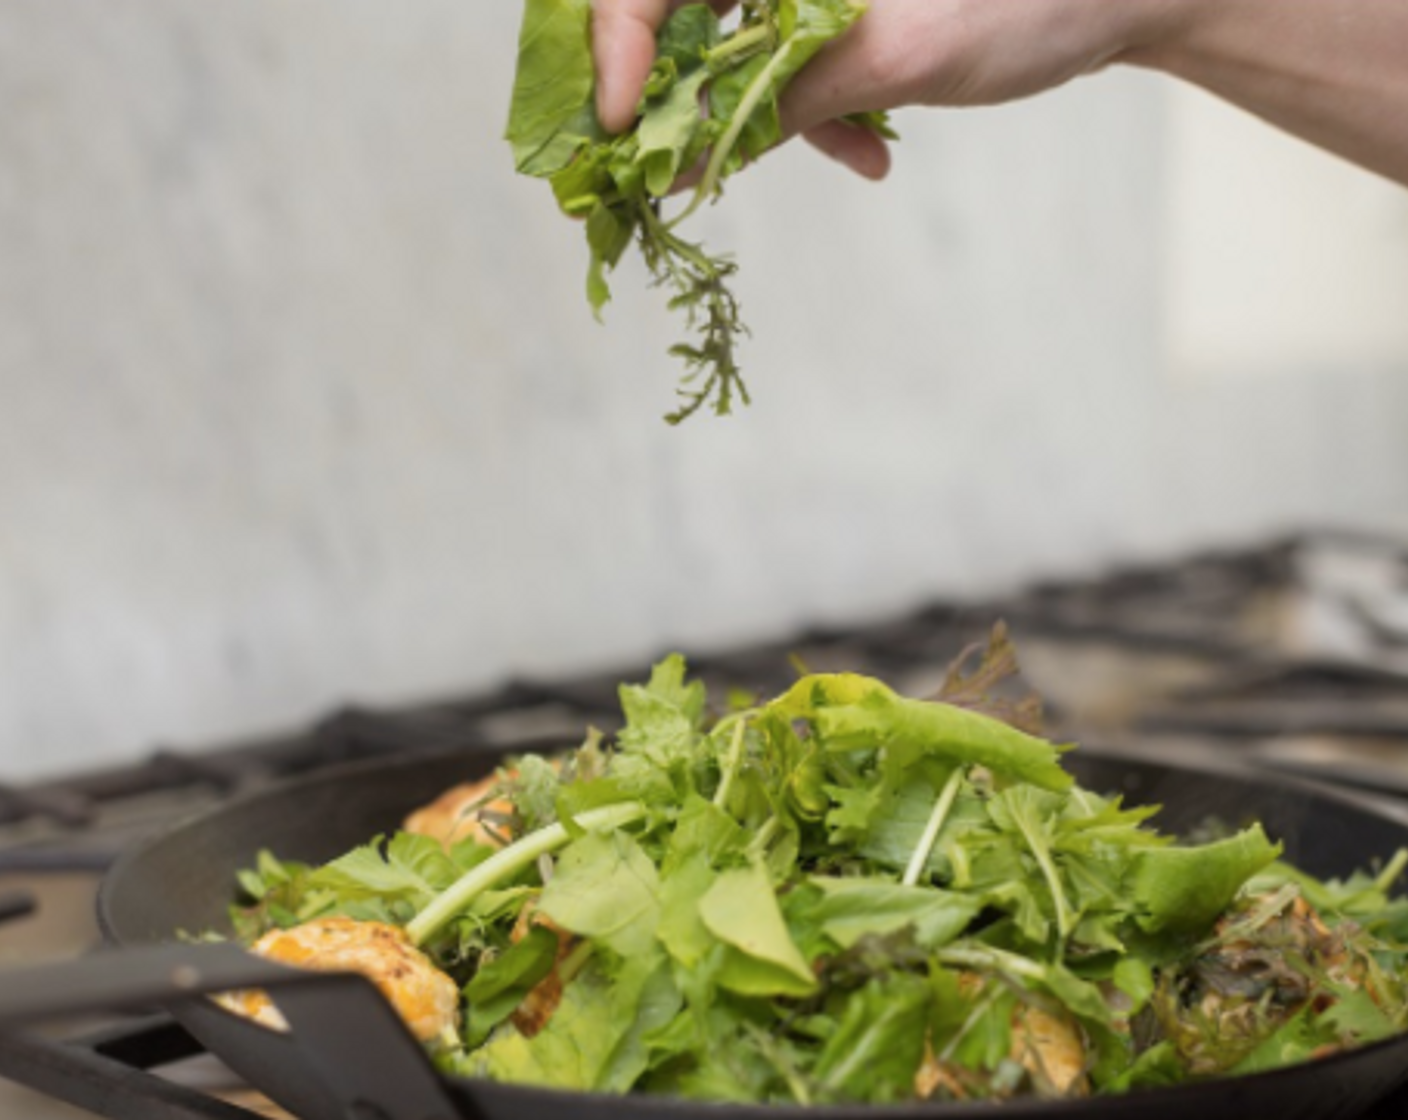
[507,0,886,423]
[230,634,1408,1104]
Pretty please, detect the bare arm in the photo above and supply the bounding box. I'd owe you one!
[1121,0,1408,186]
[591,0,1408,187]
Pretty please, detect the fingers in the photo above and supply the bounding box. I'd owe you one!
[592,0,888,185]
[593,0,673,134]
[593,0,741,134]
[801,120,892,181]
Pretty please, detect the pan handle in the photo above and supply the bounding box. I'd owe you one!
[0,942,463,1120]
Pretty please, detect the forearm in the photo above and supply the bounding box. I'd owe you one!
[1120,0,1408,186]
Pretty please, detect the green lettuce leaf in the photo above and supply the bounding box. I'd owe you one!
[476,954,661,1090]
[811,973,932,1102]
[802,877,981,949]
[1133,824,1281,936]
[699,863,817,996]
[540,830,661,958]
[505,0,605,175]
[769,674,1074,792]
[462,925,560,1046]
[306,832,492,913]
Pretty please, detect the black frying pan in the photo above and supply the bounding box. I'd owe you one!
[89,744,1408,1120]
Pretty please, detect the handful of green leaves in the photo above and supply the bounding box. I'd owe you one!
[232,637,1408,1103]
[506,0,885,423]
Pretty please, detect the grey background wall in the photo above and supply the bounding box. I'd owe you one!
[2,1,1406,778]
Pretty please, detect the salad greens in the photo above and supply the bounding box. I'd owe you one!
[231,631,1408,1103]
[507,0,887,424]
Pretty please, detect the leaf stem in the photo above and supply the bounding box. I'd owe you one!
[558,940,595,985]
[1010,807,1075,941]
[703,23,773,68]
[938,987,1003,1065]
[670,35,799,228]
[1196,882,1299,954]
[936,944,1048,983]
[714,719,748,810]
[406,801,647,946]
[902,768,965,887]
[748,816,781,860]
[745,1024,812,1105]
[1374,848,1408,894]
[637,196,748,423]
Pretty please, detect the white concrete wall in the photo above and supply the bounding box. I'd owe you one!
[1162,84,1408,379]
[1,1,1405,778]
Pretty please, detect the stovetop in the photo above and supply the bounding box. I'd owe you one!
[3,531,1408,1119]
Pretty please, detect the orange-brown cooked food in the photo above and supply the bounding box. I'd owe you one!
[505,901,575,1038]
[1009,1006,1088,1095]
[914,976,1089,1101]
[219,917,460,1042]
[1154,889,1373,1075]
[403,771,517,850]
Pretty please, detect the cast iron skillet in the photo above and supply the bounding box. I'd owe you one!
[97,744,1408,1120]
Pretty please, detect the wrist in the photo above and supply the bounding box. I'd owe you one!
[1104,0,1208,73]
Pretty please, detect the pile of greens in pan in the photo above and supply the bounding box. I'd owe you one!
[506,0,890,423]
[232,637,1408,1103]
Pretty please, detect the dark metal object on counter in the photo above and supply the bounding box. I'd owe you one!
[0,1019,255,1120]
[0,944,458,1120]
[0,890,36,925]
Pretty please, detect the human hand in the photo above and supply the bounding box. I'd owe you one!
[592,1,737,134]
[591,0,1165,181]
[780,0,1162,126]
[590,0,891,181]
